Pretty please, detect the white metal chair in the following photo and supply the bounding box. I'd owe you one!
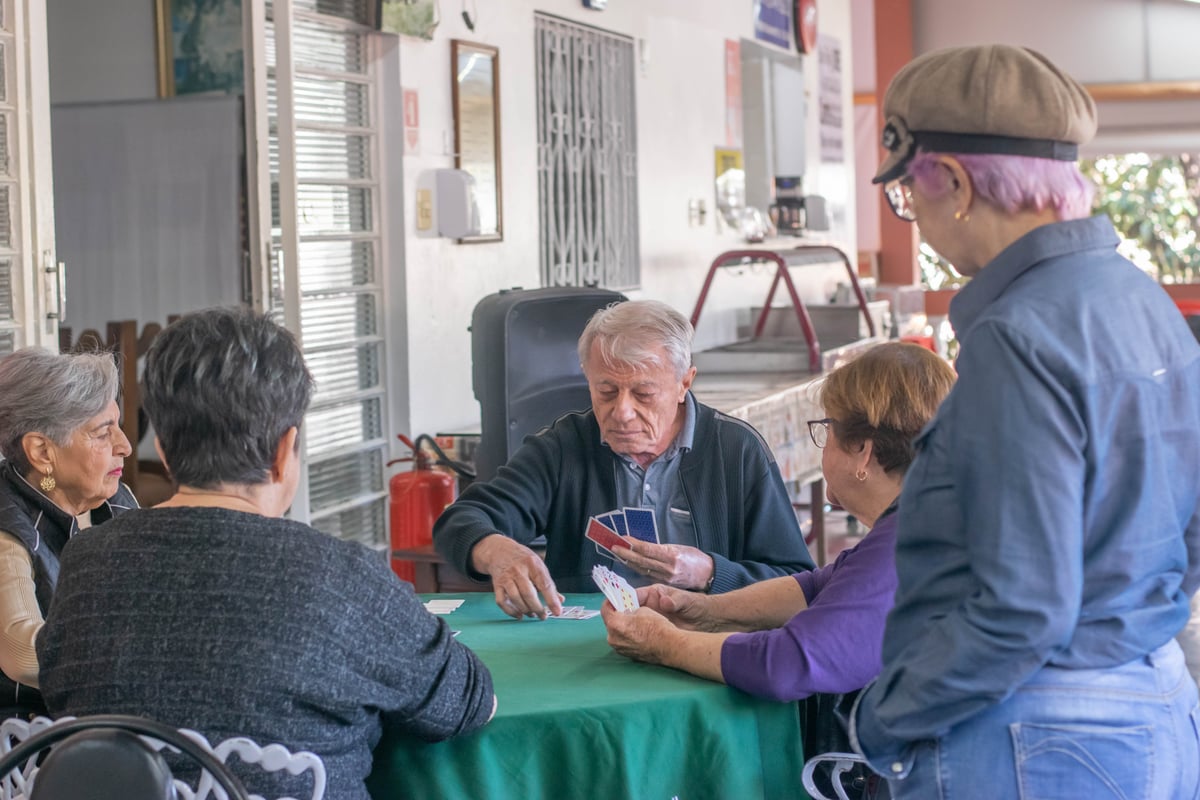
[802,751,872,800]
[0,715,326,800]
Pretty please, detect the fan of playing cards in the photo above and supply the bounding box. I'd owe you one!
[592,565,640,612]
[585,507,659,559]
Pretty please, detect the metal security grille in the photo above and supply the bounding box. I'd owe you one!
[266,2,388,547]
[535,14,640,290]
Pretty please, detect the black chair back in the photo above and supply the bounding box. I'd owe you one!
[0,715,249,800]
[470,287,627,480]
[29,729,174,800]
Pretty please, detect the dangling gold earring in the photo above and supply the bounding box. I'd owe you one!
[855,468,868,482]
[39,470,56,492]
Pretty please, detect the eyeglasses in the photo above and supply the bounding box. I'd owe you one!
[807,418,834,449]
[884,176,916,222]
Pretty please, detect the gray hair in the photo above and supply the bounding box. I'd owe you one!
[577,300,694,379]
[143,306,314,489]
[0,348,120,474]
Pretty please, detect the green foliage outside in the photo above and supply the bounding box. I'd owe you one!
[380,0,439,39]
[1083,154,1200,284]
[916,153,1200,289]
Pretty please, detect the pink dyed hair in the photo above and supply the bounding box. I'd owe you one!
[908,150,1095,220]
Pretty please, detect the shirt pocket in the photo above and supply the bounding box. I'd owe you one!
[668,506,697,547]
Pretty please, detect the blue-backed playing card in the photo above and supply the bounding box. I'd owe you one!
[623,507,659,544]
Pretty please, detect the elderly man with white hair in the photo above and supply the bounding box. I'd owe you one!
[435,299,814,620]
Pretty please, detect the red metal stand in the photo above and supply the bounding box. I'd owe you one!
[690,244,875,374]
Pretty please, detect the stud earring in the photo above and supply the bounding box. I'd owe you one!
[39,470,56,492]
[954,210,971,222]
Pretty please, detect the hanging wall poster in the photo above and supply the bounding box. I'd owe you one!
[155,0,244,97]
[818,33,844,163]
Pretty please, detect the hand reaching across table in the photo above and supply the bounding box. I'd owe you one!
[471,534,564,620]
[600,600,728,682]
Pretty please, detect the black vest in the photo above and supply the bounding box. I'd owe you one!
[0,461,137,717]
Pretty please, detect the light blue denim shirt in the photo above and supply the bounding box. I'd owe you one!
[853,215,1200,775]
[608,393,697,585]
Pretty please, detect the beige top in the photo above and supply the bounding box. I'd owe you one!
[0,514,91,688]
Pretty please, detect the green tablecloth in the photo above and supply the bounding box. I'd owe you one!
[367,593,804,800]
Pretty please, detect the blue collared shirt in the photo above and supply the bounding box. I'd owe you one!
[608,394,697,584]
[853,216,1200,775]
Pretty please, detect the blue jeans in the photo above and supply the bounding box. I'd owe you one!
[889,641,1200,800]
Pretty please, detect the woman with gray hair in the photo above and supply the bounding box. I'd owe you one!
[0,348,136,718]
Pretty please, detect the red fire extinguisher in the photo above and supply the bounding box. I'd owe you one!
[387,434,470,583]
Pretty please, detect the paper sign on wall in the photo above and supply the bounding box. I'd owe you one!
[404,88,420,156]
[753,0,792,50]
[818,34,844,163]
[724,40,743,149]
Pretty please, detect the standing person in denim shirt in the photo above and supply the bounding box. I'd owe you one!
[851,45,1200,799]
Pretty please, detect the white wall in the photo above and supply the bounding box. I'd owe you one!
[47,0,157,104]
[397,0,858,435]
[52,97,243,334]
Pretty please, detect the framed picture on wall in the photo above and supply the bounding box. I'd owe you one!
[155,0,245,97]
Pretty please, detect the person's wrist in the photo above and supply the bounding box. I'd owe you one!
[470,532,508,573]
[703,556,716,593]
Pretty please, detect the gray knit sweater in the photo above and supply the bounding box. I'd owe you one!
[36,506,494,800]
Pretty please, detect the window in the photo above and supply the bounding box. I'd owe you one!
[535,14,640,289]
[265,1,389,547]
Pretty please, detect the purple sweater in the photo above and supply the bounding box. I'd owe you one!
[719,509,898,701]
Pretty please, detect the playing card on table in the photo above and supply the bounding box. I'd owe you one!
[591,564,639,612]
[551,605,601,620]
[424,598,464,615]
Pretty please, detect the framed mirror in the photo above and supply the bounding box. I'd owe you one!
[451,40,502,242]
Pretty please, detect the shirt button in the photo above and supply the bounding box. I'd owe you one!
[891,762,904,774]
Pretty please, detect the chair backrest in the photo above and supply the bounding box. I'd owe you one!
[802,751,871,800]
[0,716,326,800]
[200,735,327,800]
[470,287,627,480]
[27,729,175,800]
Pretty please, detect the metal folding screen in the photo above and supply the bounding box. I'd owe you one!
[535,14,640,290]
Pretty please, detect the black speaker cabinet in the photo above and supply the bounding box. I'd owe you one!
[471,287,627,481]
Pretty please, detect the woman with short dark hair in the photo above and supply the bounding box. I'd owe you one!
[38,307,495,800]
[0,348,136,717]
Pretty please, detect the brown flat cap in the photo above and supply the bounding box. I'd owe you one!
[873,44,1097,184]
